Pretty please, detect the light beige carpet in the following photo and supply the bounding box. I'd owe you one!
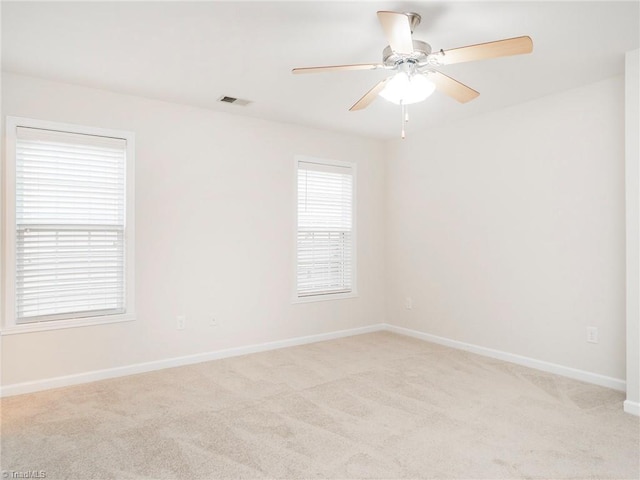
[1,331,638,479]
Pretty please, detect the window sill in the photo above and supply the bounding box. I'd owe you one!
[1,312,136,335]
[292,292,359,304]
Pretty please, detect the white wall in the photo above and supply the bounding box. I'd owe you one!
[1,71,632,396]
[0,73,386,387]
[386,76,626,380]
[625,49,640,413]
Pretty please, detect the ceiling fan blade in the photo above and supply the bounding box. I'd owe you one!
[377,11,414,54]
[349,78,390,111]
[430,71,480,103]
[292,63,383,74]
[437,36,533,65]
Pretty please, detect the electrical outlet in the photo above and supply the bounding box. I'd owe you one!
[586,326,598,344]
[405,297,413,310]
[210,317,218,327]
[176,315,186,331]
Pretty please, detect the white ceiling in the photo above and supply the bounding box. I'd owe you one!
[3,1,639,140]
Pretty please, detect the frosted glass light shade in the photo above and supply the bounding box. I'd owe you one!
[379,72,436,105]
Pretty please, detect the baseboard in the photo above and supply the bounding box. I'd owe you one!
[384,324,627,392]
[623,400,640,416]
[1,322,629,399]
[0,323,385,397]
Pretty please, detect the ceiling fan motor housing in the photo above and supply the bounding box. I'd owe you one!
[383,40,432,67]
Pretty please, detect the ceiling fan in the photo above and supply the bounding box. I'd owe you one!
[292,11,533,136]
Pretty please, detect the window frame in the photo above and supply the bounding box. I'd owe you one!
[292,155,357,304]
[2,116,136,334]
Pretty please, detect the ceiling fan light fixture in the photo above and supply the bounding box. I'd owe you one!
[379,72,435,105]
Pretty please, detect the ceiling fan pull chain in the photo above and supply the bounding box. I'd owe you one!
[401,101,406,139]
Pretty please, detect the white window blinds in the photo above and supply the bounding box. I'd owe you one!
[297,160,354,297]
[15,126,127,323]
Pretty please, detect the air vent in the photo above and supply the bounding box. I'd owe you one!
[217,96,252,106]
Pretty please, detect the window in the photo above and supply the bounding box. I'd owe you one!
[4,117,135,333]
[295,157,355,300]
